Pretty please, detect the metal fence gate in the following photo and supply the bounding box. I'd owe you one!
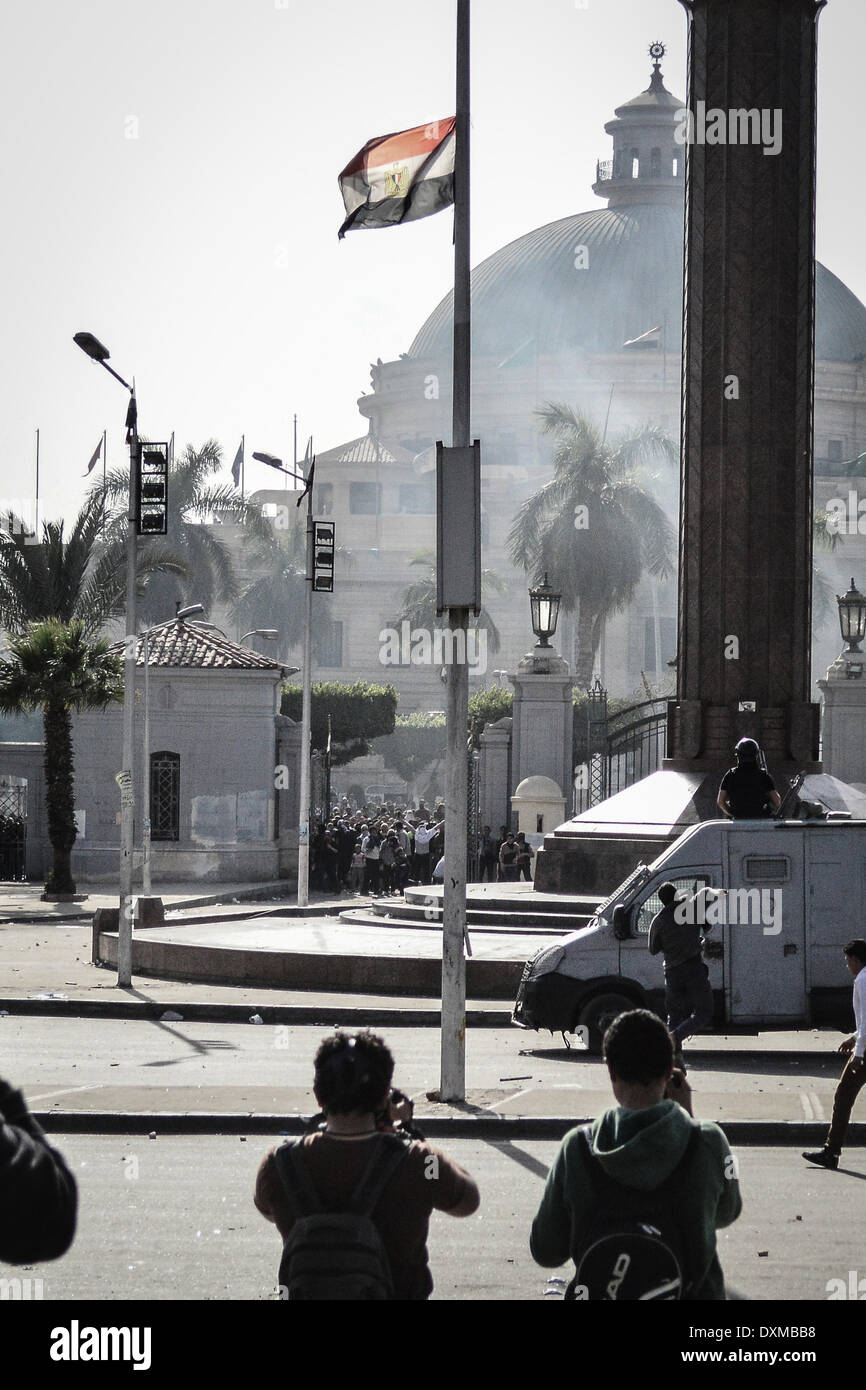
[574,688,668,816]
[0,783,27,881]
[467,747,480,878]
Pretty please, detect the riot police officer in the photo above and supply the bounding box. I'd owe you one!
[717,738,782,819]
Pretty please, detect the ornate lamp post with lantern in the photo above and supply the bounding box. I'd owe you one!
[529,573,562,651]
[836,578,866,679]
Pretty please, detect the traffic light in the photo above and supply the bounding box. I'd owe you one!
[313,520,335,591]
[136,444,169,536]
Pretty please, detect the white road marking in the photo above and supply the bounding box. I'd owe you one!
[27,1083,104,1103]
[810,1092,825,1121]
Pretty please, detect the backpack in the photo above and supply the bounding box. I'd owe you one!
[567,1126,702,1301]
[273,1133,409,1300]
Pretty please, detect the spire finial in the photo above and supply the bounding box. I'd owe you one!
[648,40,666,89]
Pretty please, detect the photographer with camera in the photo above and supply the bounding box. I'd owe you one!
[255,1032,479,1299]
[530,1010,741,1301]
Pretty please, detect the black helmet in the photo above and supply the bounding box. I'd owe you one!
[735,737,760,763]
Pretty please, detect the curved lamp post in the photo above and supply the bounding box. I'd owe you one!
[252,449,314,906]
[74,331,138,986]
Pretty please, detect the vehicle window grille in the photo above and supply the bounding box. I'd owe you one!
[635,877,710,937]
[743,856,789,882]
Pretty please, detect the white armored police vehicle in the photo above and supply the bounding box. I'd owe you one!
[513,818,866,1050]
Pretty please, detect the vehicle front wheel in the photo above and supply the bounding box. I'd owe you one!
[576,992,637,1054]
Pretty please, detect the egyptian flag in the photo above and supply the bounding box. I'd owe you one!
[83,436,103,476]
[338,117,456,238]
[623,326,662,350]
[231,439,244,487]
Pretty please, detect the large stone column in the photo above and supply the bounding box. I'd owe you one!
[668,0,825,770]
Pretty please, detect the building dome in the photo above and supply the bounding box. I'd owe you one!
[513,775,563,800]
[409,212,866,364]
[409,49,866,367]
[409,204,686,359]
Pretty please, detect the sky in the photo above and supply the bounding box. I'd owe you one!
[1,0,864,526]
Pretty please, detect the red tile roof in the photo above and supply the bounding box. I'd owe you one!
[110,620,282,670]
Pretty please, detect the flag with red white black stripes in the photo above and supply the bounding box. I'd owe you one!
[338,117,456,238]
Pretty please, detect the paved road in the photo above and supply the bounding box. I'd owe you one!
[12,1136,860,1303]
[0,1015,850,1123]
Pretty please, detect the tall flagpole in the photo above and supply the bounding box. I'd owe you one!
[102,429,107,491]
[241,433,245,503]
[35,429,40,534]
[440,0,471,1102]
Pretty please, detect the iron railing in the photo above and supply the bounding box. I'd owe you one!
[574,693,668,815]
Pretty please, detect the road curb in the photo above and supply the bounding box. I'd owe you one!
[33,1110,866,1144]
[0,997,511,1026]
[0,898,355,927]
[0,997,849,1055]
[0,998,851,1053]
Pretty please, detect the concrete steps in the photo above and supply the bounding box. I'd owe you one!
[338,884,601,934]
[337,908,579,934]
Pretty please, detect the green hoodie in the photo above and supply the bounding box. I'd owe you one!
[530,1099,741,1300]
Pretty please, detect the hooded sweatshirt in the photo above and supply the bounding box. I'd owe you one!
[530,1099,741,1300]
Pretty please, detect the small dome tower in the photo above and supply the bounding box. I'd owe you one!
[592,43,686,208]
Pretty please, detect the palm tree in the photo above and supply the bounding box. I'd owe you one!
[232,511,308,662]
[0,621,123,895]
[812,506,844,629]
[233,509,356,665]
[96,439,273,622]
[0,493,182,638]
[508,404,678,686]
[394,550,507,651]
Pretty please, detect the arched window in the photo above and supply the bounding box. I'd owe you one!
[631,147,640,178]
[150,751,180,842]
[650,147,661,178]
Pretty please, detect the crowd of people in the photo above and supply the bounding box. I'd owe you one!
[309,797,536,896]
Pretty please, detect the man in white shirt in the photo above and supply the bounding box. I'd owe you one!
[393,821,412,858]
[803,939,866,1170]
[413,822,437,885]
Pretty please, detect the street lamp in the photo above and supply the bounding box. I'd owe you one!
[74,331,139,986]
[252,449,315,906]
[529,573,562,648]
[836,578,866,678]
[241,629,278,644]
